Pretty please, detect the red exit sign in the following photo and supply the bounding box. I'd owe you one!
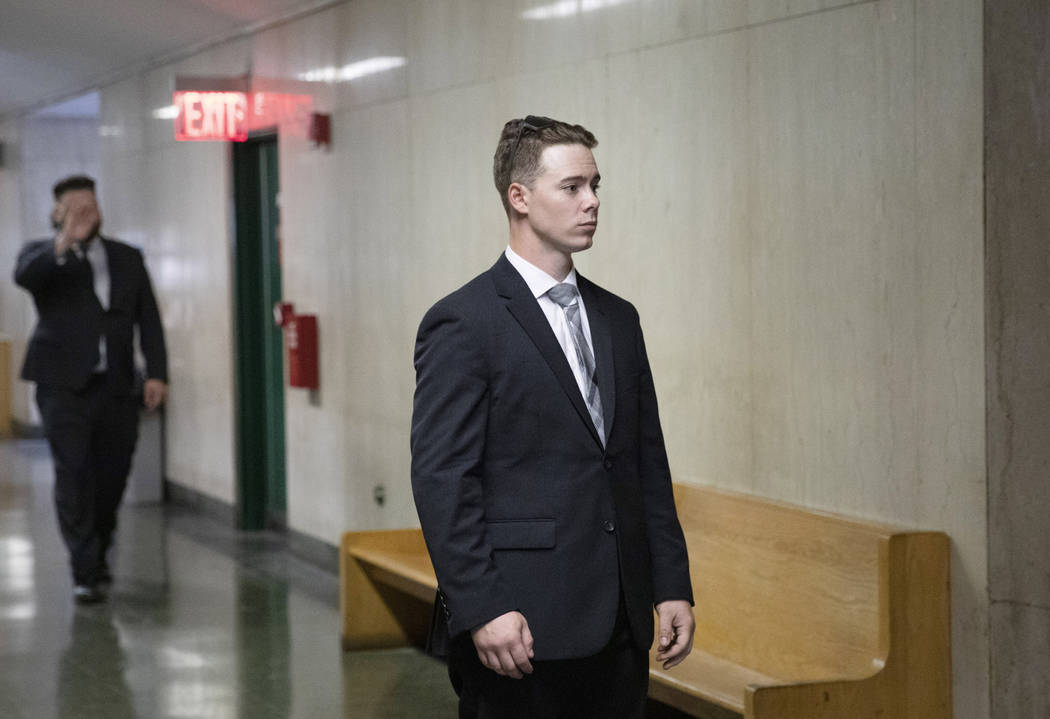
[174,91,248,141]
[173,90,313,142]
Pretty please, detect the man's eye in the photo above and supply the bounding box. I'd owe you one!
[592,184,600,193]
[565,184,577,192]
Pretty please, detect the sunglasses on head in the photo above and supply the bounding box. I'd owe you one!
[509,115,556,165]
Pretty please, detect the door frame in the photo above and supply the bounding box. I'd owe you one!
[231,133,286,530]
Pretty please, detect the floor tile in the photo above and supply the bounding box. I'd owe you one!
[0,439,458,719]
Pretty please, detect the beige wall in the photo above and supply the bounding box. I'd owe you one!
[1,0,987,714]
[0,118,27,424]
[97,45,249,504]
[1,115,102,426]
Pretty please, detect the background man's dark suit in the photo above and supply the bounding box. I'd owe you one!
[15,236,167,588]
[411,254,692,669]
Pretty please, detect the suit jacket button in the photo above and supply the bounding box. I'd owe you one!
[603,459,613,471]
[602,520,615,534]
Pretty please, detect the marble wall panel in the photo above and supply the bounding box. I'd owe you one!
[7,116,101,426]
[594,36,752,489]
[142,66,179,153]
[744,2,986,713]
[282,97,416,537]
[985,0,1050,604]
[0,118,35,425]
[408,81,512,301]
[990,603,1050,719]
[749,2,900,511]
[913,0,987,714]
[18,118,101,239]
[407,0,517,96]
[985,0,1050,712]
[258,0,413,112]
[139,142,237,504]
[989,385,1050,606]
[98,77,146,158]
[99,63,239,503]
[635,0,748,45]
[100,42,254,504]
[401,0,877,100]
[746,0,871,26]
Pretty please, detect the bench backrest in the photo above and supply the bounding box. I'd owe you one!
[673,484,893,681]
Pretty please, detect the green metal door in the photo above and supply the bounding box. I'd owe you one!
[233,136,286,530]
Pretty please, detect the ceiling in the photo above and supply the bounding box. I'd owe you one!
[0,0,334,119]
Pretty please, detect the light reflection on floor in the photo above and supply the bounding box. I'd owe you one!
[0,439,458,719]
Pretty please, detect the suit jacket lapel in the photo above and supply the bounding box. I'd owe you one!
[491,255,605,449]
[578,275,616,441]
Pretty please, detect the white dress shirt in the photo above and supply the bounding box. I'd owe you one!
[84,236,110,312]
[504,246,597,407]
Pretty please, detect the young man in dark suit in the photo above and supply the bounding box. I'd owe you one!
[411,117,694,717]
[14,175,168,604]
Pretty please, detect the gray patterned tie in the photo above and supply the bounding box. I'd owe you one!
[547,283,605,445]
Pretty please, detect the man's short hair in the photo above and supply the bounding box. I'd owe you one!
[493,116,597,215]
[52,175,96,200]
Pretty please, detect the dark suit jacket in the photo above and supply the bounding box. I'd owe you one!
[411,254,692,661]
[14,236,168,395]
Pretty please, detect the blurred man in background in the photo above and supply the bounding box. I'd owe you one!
[14,175,168,604]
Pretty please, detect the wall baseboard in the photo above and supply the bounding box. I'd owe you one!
[163,478,338,574]
[288,526,339,573]
[11,419,45,439]
[164,479,236,525]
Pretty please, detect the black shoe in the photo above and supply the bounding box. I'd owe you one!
[73,584,106,605]
[98,566,113,587]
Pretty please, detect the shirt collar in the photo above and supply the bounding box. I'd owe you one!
[504,245,578,300]
[84,235,105,262]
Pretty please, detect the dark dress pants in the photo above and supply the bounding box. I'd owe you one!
[448,599,649,719]
[35,374,139,586]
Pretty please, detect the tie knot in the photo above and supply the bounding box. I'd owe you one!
[547,283,579,309]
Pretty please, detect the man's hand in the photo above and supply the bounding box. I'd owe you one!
[143,379,168,411]
[53,194,100,256]
[471,611,535,679]
[655,600,695,669]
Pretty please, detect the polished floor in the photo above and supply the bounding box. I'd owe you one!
[0,439,458,719]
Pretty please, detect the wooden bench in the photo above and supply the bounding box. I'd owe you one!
[341,485,951,719]
[340,529,438,650]
[650,484,951,718]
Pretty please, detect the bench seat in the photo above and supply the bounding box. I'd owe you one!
[649,647,781,715]
[340,484,951,719]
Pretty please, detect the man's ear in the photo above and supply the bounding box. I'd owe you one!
[507,182,529,215]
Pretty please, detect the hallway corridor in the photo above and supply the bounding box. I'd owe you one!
[0,439,458,719]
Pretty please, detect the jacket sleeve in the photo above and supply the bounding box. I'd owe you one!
[13,240,70,294]
[410,299,516,638]
[132,249,168,383]
[635,318,694,606]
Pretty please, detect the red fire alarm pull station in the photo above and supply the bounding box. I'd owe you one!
[274,301,296,328]
[309,112,331,148]
[286,313,319,389]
